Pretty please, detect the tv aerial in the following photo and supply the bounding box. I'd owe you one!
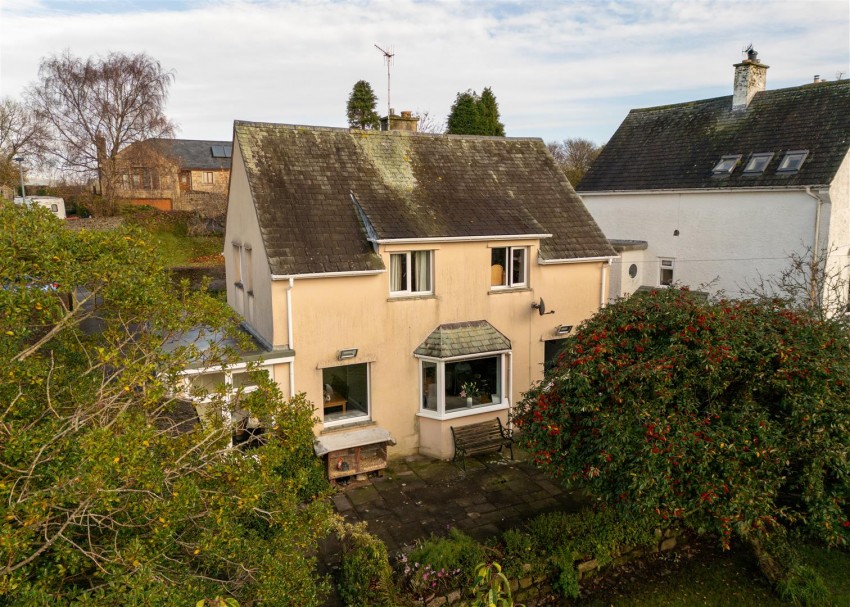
[374,44,395,120]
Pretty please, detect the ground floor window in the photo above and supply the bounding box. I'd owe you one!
[323,363,369,424]
[420,354,505,418]
[544,338,569,371]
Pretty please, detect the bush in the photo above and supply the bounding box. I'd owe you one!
[515,287,850,592]
[337,523,395,607]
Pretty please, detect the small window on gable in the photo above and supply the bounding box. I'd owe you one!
[743,153,773,175]
[777,150,809,173]
[712,155,741,176]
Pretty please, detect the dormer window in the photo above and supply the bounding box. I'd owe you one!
[777,150,808,173]
[742,153,773,175]
[712,155,741,176]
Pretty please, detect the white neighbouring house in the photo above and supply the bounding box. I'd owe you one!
[579,49,850,307]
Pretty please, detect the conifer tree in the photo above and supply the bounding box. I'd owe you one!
[346,80,380,130]
[478,87,505,136]
[446,87,505,136]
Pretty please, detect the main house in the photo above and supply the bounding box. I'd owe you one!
[114,138,233,212]
[222,121,615,459]
[579,49,850,306]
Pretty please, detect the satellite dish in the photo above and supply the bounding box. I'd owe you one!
[531,298,552,315]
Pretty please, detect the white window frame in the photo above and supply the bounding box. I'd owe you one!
[659,258,675,287]
[203,171,214,184]
[181,364,271,404]
[491,246,528,290]
[389,250,433,296]
[322,362,371,427]
[417,352,510,420]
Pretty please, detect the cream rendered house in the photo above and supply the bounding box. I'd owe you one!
[224,121,615,460]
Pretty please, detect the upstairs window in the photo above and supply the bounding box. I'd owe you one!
[390,251,432,296]
[743,153,774,175]
[203,171,214,184]
[711,155,741,176]
[777,150,808,173]
[491,247,527,289]
[659,258,675,286]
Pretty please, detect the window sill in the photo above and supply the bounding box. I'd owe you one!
[417,402,509,421]
[321,417,374,431]
[488,287,531,295]
[387,293,437,302]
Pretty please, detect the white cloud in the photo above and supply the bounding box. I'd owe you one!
[1,0,847,144]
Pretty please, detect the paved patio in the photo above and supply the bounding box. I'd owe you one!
[324,449,588,557]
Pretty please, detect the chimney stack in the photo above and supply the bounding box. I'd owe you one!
[732,47,769,111]
[380,109,420,133]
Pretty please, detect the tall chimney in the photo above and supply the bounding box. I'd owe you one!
[732,47,769,111]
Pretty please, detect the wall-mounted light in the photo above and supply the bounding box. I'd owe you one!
[338,348,358,360]
[555,324,573,335]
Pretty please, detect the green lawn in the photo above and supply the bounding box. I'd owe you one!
[150,230,223,266]
[581,543,850,607]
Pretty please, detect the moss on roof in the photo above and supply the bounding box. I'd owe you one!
[580,80,850,192]
[234,122,615,276]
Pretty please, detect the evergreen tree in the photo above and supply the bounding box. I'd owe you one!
[478,87,505,136]
[446,90,483,135]
[446,87,505,136]
[346,80,380,130]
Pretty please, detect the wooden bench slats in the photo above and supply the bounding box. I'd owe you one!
[451,417,514,469]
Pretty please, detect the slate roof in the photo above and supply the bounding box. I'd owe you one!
[234,121,616,276]
[414,320,511,358]
[128,139,233,171]
[579,80,850,192]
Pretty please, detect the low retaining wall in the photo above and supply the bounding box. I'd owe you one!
[422,528,685,607]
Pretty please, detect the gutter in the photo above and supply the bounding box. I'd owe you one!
[538,255,617,265]
[579,185,832,196]
[271,269,384,280]
[375,234,552,245]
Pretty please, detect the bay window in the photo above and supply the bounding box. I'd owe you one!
[390,250,432,295]
[419,354,506,418]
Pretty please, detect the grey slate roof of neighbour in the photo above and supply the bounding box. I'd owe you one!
[579,80,850,192]
[414,320,512,358]
[234,121,616,276]
[136,139,233,170]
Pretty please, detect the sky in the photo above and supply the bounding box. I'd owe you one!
[1,0,848,146]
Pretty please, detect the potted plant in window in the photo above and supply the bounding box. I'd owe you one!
[460,381,479,407]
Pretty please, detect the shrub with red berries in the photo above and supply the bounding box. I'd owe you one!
[515,288,849,552]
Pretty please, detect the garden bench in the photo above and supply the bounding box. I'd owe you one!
[450,417,513,469]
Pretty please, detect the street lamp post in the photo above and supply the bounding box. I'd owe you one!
[13,156,26,199]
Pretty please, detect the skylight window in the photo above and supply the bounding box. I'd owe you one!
[712,154,741,175]
[743,152,774,175]
[777,150,808,173]
[211,144,232,158]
